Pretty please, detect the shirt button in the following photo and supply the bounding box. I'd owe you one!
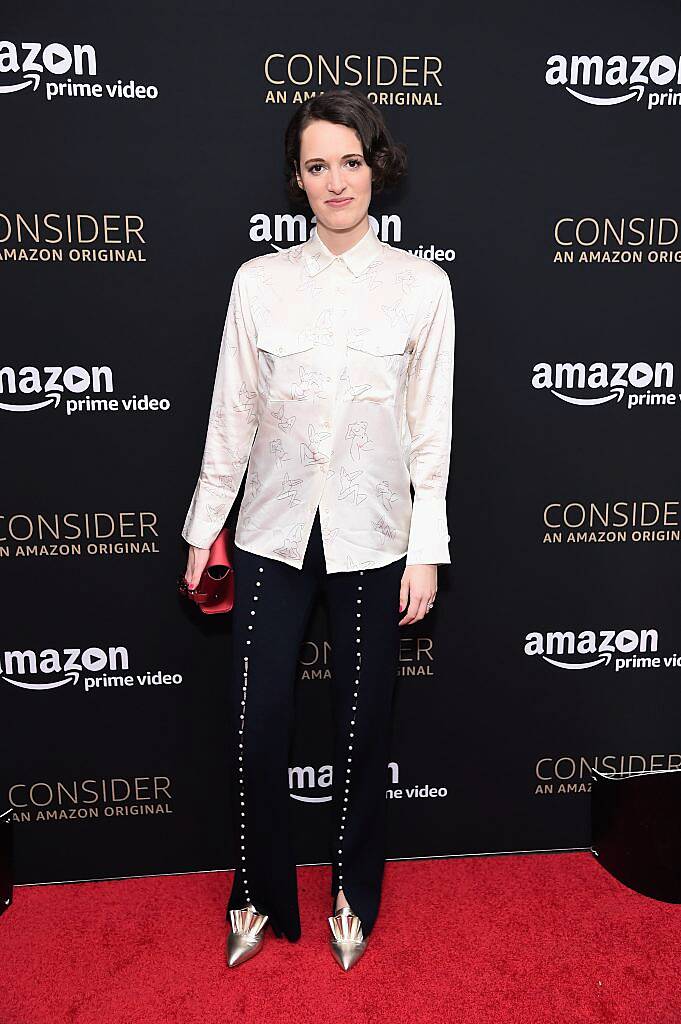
[277,345,284,353]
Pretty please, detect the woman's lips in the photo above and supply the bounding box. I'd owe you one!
[326,198,353,206]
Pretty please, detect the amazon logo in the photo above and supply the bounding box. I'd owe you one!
[0,41,96,95]
[546,54,681,111]
[0,365,114,412]
[1,646,129,691]
[0,40,158,102]
[531,360,675,410]
[524,628,660,671]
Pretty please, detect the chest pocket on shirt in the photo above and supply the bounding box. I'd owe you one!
[345,327,411,358]
[344,327,411,404]
[256,329,315,357]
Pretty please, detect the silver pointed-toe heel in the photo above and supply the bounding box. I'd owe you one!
[327,905,368,971]
[226,903,269,967]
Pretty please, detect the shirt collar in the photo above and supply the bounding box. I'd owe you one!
[301,222,383,277]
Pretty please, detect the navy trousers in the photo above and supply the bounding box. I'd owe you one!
[225,507,406,941]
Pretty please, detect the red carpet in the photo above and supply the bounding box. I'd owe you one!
[0,852,678,1024]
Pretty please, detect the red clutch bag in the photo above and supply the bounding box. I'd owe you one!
[178,526,234,614]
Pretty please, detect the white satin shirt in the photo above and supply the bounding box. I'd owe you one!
[181,221,455,573]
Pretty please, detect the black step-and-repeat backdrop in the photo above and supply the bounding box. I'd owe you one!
[2,2,680,884]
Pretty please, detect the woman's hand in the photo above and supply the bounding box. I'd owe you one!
[398,564,437,625]
[184,544,211,591]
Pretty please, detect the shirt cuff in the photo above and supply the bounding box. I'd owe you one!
[406,495,451,566]
[181,485,230,550]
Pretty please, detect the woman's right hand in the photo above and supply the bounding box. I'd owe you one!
[184,544,211,591]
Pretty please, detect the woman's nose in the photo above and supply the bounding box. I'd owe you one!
[328,170,346,192]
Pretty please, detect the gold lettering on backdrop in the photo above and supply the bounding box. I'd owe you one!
[8,775,174,822]
[0,511,161,559]
[263,53,443,106]
[0,212,147,263]
[264,53,443,87]
[551,216,681,265]
[533,754,681,796]
[0,213,145,245]
[540,499,681,546]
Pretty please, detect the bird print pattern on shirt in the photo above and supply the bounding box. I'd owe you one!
[338,466,367,505]
[236,382,258,424]
[381,300,410,330]
[339,367,371,401]
[271,403,296,433]
[354,258,384,291]
[300,423,330,467]
[345,420,375,462]
[272,522,306,560]
[277,472,303,508]
[371,512,396,547]
[181,221,455,573]
[291,365,332,402]
[300,309,336,349]
[270,437,290,469]
[377,480,398,512]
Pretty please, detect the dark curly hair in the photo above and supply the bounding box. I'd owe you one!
[284,88,407,205]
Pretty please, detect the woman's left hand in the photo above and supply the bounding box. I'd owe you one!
[398,565,437,625]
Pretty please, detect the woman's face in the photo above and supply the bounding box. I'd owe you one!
[296,119,373,233]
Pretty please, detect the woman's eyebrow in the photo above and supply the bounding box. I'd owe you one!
[304,153,363,165]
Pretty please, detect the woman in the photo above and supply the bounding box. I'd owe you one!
[181,88,455,970]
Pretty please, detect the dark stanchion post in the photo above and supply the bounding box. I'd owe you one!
[0,808,12,917]
[589,767,681,904]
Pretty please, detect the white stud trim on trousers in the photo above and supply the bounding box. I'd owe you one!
[337,569,364,893]
[238,562,265,903]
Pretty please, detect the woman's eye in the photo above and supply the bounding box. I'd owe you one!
[307,159,363,175]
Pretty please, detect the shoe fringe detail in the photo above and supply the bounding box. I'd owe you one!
[328,905,364,943]
[229,905,269,937]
